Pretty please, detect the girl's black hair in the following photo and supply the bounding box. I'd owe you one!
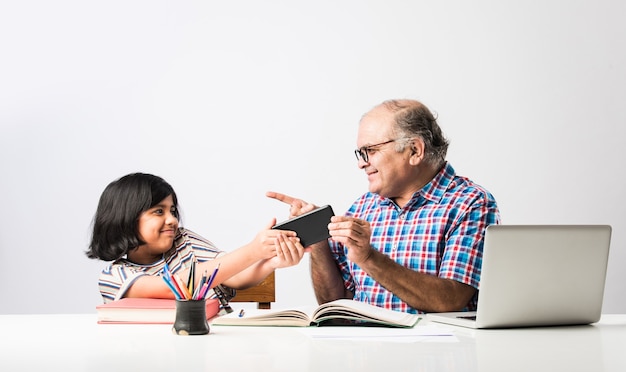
[86,173,179,261]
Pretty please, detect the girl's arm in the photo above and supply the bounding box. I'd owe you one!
[223,233,309,289]
[124,222,307,298]
[124,275,178,299]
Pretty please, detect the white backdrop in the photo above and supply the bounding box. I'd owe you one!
[1,1,625,314]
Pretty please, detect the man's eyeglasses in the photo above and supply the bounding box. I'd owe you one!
[354,138,404,163]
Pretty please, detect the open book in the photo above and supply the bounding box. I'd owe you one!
[211,299,420,328]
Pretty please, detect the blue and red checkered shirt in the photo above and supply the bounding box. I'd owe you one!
[329,162,501,314]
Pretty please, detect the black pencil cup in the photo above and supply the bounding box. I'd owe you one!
[172,299,210,335]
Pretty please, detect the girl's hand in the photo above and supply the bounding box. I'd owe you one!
[252,219,297,260]
[270,234,309,268]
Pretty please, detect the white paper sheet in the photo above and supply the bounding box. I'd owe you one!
[296,324,458,343]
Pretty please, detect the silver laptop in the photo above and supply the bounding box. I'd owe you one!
[427,225,612,329]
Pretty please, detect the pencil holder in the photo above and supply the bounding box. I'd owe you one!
[172,299,210,335]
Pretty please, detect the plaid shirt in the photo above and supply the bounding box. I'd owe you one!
[329,162,501,314]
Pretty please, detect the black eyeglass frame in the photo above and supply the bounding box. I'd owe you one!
[354,138,405,163]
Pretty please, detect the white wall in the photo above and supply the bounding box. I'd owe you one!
[1,0,624,314]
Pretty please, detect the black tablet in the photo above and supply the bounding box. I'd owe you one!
[271,205,335,247]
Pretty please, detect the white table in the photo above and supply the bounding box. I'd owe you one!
[0,314,625,372]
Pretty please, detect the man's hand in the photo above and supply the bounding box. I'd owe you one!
[328,215,374,265]
[266,191,317,218]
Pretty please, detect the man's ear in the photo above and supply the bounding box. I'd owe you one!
[408,138,425,165]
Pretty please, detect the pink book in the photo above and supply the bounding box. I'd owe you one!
[96,298,219,324]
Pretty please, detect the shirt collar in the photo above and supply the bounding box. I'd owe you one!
[418,162,456,204]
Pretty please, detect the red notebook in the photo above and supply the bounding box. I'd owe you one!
[96,298,219,324]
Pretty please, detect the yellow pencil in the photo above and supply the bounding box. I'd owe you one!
[187,259,196,296]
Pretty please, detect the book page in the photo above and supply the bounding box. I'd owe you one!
[211,306,319,327]
[313,299,420,327]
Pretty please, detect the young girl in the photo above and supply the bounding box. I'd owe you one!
[86,172,307,304]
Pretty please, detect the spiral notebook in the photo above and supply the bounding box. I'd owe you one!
[426,225,611,329]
